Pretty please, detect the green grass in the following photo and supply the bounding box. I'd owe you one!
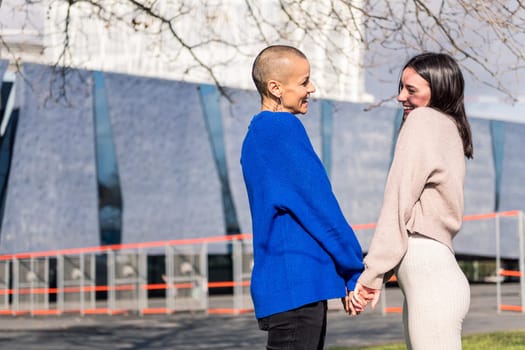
[329,329,525,350]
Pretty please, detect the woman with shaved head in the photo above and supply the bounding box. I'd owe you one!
[241,45,364,349]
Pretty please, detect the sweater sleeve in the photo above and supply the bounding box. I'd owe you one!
[260,114,364,290]
[358,107,438,289]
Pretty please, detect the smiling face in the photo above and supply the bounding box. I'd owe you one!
[274,56,316,115]
[397,67,431,119]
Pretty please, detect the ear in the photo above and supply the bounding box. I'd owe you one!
[267,80,281,99]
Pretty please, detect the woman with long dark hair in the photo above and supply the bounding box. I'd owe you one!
[349,52,473,350]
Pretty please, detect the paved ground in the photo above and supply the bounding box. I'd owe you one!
[0,284,524,349]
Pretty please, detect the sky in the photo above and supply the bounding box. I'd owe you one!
[363,52,525,124]
[359,1,525,124]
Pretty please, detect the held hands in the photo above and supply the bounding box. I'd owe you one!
[341,283,381,316]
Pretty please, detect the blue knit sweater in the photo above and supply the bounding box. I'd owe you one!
[241,111,363,319]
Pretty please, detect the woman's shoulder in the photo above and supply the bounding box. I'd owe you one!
[254,110,298,121]
[253,111,303,131]
[249,111,304,140]
[407,106,447,119]
[404,107,455,130]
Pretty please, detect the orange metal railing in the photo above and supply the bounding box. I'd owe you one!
[0,211,522,317]
[381,210,524,315]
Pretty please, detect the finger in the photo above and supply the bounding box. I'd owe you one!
[348,292,360,315]
[350,297,364,315]
[346,293,354,315]
[359,285,380,303]
[342,296,351,314]
[350,293,365,312]
[370,291,381,309]
[352,300,366,312]
[346,296,352,314]
[358,288,375,302]
[347,297,357,316]
[343,289,350,313]
[352,291,366,307]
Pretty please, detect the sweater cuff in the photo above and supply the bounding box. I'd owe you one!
[345,272,361,291]
[357,268,385,290]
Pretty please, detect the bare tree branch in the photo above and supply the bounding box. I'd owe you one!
[2,0,525,105]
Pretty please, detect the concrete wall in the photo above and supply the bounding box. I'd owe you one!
[104,74,224,244]
[0,64,99,253]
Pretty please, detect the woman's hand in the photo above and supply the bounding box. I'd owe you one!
[354,282,381,309]
[342,289,365,316]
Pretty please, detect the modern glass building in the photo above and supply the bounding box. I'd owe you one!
[0,61,523,260]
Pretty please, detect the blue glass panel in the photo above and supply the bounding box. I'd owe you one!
[0,77,17,222]
[0,81,13,118]
[500,122,525,212]
[490,121,505,211]
[0,106,18,234]
[0,60,7,88]
[219,88,260,235]
[92,71,123,246]
[198,84,240,235]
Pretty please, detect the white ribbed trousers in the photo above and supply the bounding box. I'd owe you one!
[396,234,471,350]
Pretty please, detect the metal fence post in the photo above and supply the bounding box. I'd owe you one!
[232,239,242,315]
[240,240,253,312]
[12,257,19,314]
[80,253,85,315]
[29,256,35,314]
[107,250,116,314]
[0,260,9,310]
[90,253,96,311]
[44,256,50,311]
[165,245,175,313]
[138,249,147,314]
[519,211,525,314]
[200,243,208,312]
[496,214,502,314]
[57,254,64,313]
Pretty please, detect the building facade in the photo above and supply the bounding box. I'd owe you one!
[0,1,523,259]
[0,61,523,259]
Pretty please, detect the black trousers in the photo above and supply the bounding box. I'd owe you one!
[257,301,327,350]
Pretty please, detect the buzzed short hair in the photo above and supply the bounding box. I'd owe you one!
[252,45,307,97]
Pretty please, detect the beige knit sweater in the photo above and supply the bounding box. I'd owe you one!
[358,107,466,290]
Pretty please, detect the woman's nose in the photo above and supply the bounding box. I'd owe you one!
[308,82,316,93]
[397,90,407,102]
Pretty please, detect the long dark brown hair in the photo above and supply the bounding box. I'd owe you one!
[400,53,473,158]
